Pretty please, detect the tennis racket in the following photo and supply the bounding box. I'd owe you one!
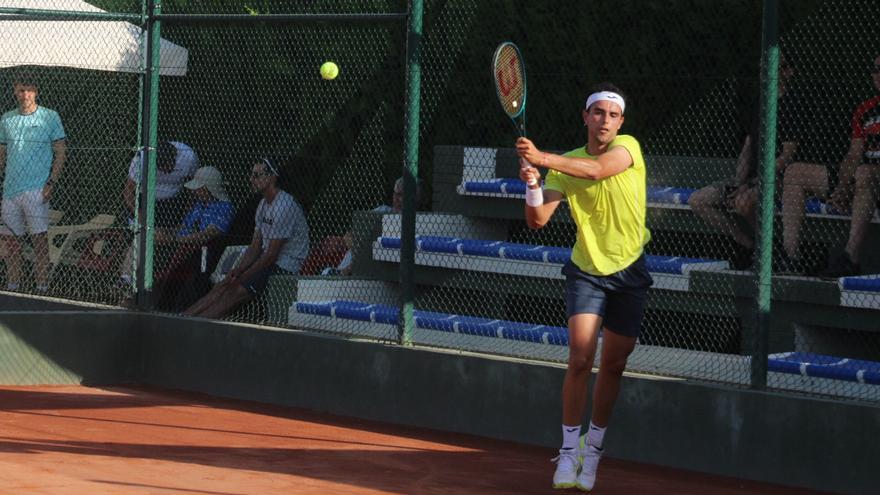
[492,41,527,137]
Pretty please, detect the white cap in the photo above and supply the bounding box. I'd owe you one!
[184,166,229,202]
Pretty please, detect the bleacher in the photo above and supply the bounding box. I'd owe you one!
[279,145,880,401]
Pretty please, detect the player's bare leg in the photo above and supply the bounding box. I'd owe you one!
[591,328,637,427]
[577,327,637,491]
[553,313,601,489]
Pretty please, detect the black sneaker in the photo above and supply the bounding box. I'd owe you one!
[817,252,860,280]
[731,244,755,271]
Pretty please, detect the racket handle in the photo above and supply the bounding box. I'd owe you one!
[526,178,538,186]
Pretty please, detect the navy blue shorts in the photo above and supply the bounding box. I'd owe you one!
[562,255,653,338]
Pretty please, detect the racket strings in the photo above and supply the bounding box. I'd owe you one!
[494,46,525,117]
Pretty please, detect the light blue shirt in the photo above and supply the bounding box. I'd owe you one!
[0,106,66,199]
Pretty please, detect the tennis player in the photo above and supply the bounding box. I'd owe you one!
[516,83,652,491]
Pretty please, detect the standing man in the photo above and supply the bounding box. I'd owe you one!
[516,83,652,491]
[183,158,308,319]
[0,74,66,293]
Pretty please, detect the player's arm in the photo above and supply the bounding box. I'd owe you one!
[519,162,563,229]
[516,137,632,180]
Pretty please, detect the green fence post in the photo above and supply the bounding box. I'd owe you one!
[399,0,423,345]
[752,0,779,389]
[135,0,162,310]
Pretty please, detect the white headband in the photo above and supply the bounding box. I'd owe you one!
[585,91,625,114]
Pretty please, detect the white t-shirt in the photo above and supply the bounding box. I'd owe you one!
[254,190,309,273]
[127,141,199,200]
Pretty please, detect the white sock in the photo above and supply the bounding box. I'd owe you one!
[561,424,581,450]
[586,421,606,449]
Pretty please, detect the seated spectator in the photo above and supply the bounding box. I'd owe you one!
[182,158,308,319]
[151,166,234,311]
[301,176,421,276]
[689,53,801,270]
[783,53,880,278]
[120,140,199,286]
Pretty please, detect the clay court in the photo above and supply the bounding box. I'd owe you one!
[0,385,832,494]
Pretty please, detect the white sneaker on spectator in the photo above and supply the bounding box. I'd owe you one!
[551,448,580,489]
[576,438,604,492]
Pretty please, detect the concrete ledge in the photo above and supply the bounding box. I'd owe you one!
[0,302,874,495]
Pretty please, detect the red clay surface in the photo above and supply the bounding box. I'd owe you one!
[0,386,832,495]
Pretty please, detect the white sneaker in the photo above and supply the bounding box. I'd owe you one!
[551,448,580,489]
[576,437,604,492]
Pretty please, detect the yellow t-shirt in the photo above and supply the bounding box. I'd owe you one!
[544,134,651,275]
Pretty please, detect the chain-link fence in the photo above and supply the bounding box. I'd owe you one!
[1,0,878,403]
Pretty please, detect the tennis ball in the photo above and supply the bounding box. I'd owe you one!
[320,61,339,80]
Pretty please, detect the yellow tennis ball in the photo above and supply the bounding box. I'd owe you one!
[320,61,339,80]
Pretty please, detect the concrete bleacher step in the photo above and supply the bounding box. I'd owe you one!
[768,351,880,385]
[838,274,880,308]
[373,235,729,291]
[286,295,879,401]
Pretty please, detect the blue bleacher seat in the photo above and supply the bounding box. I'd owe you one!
[378,235,728,276]
[839,274,880,292]
[768,352,880,385]
[458,178,877,221]
[646,186,694,205]
[294,300,570,346]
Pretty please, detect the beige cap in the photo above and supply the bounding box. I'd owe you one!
[184,166,229,202]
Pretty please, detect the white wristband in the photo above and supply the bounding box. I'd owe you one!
[525,186,543,207]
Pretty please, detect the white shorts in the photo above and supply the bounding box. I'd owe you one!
[1,189,50,237]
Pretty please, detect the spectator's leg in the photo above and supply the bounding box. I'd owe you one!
[182,281,232,316]
[194,282,253,320]
[1,196,26,290]
[688,184,753,249]
[781,163,828,259]
[731,185,758,229]
[844,164,880,263]
[22,189,51,291]
[31,233,49,290]
[2,235,22,289]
